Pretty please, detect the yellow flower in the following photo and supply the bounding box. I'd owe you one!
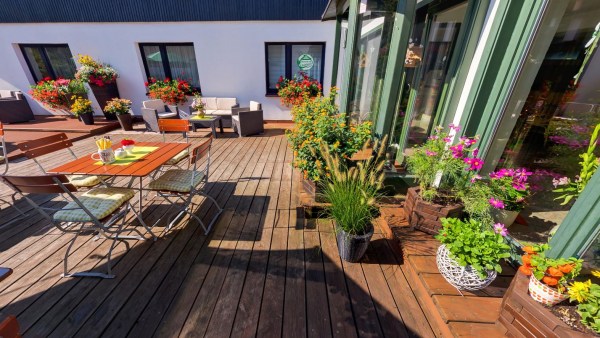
[568,280,592,303]
[591,270,600,278]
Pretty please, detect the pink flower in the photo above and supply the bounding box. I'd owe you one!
[464,157,484,171]
[552,176,570,188]
[443,136,452,143]
[448,123,460,132]
[472,148,479,157]
[512,182,527,190]
[470,174,482,183]
[489,197,505,209]
[428,135,439,141]
[493,223,508,237]
[426,150,437,156]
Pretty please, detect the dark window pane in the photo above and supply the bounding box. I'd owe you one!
[165,45,200,88]
[22,46,50,81]
[44,46,76,79]
[267,44,286,90]
[142,45,166,80]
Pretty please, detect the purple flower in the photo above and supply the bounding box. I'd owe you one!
[489,197,505,209]
[552,176,570,188]
[512,182,527,190]
[443,136,452,143]
[450,144,464,158]
[470,174,482,183]
[426,150,437,156]
[448,123,460,132]
[514,168,532,183]
[428,135,439,141]
[493,223,508,237]
[460,137,476,147]
[472,148,479,157]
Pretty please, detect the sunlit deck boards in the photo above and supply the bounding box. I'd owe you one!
[0,128,434,337]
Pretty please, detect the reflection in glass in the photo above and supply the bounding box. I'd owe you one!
[45,46,76,79]
[492,0,600,243]
[403,3,467,155]
[291,44,323,81]
[267,44,285,91]
[166,45,200,87]
[142,45,166,81]
[22,47,50,81]
[347,0,398,123]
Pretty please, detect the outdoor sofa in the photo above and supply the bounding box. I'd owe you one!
[0,90,35,124]
[201,97,238,128]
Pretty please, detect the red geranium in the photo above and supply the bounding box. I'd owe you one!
[146,78,197,105]
[277,72,322,107]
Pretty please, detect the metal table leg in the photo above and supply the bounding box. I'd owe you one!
[218,118,224,134]
[211,122,217,139]
[139,176,143,212]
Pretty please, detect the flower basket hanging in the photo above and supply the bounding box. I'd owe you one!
[436,245,497,291]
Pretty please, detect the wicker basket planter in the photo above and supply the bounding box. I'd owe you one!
[498,273,590,337]
[335,223,374,263]
[404,187,463,234]
[436,245,497,291]
[528,275,569,306]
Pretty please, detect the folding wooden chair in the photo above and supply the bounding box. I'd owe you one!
[18,133,106,188]
[158,118,191,169]
[0,123,27,218]
[1,174,155,278]
[146,137,222,234]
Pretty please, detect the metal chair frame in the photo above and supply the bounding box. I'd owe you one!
[158,118,191,170]
[1,174,156,279]
[0,123,27,220]
[147,137,222,234]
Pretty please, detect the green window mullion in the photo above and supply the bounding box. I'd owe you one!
[339,0,360,115]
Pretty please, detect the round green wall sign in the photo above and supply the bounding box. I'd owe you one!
[297,54,314,71]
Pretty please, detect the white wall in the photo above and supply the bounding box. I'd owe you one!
[0,20,336,120]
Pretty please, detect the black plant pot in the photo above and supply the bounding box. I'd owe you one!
[117,113,133,131]
[335,223,374,263]
[90,82,119,120]
[79,112,95,125]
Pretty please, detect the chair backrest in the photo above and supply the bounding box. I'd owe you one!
[0,315,21,338]
[17,133,73,159]
[249,101,262,111]
[158,119,189,142]
[190,137,212,165]
[0,122,8,175]
[1,174,76,194]
[143,99,166,113]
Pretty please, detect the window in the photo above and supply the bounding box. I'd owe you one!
[265,42,325,94]
[20,44,76,82]
[139,43,201,89]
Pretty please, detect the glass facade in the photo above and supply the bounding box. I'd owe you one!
[488,0,600,245]
[346,0,398,123]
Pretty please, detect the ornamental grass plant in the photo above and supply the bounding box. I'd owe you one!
[320,136,387,235]
[286,88,372,182]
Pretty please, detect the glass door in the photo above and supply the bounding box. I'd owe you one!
[395,2,468,158]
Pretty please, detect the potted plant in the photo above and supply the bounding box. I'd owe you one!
[145,77,197,105]
[29,77,87,114]
[277,72,322,107]
[190,93,205,117]
[75,54,119,120]
[487,167,532,225]
[404,124,481,234]
[435,218,511,291]
[320,137,386,262]
[104,98,133,131]
[519,246,582,306]
[286,88,372,202]
[70,96,94,125]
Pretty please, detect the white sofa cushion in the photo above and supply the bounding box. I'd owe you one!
[158,112,177,119]
[211,110,232,116]
[143,99,166,113]
[0,90,13,98]
[202,97,218,110]
[250,101,261,111]
[216,98,237,110]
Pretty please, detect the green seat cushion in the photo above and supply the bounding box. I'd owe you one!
[147,169,204,193]
[53,187,136,222]
[166,149,189,165]
[67,174,102,187]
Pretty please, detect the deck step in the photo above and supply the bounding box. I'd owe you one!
[448,322,507,337]
[433,295,503,324]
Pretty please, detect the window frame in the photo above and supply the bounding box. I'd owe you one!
[19,43,75,83]
[264,42,326,95]
[138,42,201,91]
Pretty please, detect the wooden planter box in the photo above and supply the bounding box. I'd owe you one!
[403,187,463,235]
[302,178,326,203]
[90,83,120,120]
[497,273,589,337]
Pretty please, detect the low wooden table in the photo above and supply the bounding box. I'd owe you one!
[47,142,190,210]
[188,116,224,138]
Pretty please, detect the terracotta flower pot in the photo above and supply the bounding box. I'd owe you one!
[403,187,463,234]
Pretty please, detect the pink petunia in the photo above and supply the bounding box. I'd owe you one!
[489,197,505,209]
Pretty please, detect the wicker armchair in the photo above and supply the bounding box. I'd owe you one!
[231,101,264,137]
[141,100,179,132]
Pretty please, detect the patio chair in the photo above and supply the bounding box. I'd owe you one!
[1,174,155,278]
[158,119,190,169]
[146,136,222,234]
[17,133,105,188]
[231,101,264,137]
[0,123,27,219]
[141,99,179,132]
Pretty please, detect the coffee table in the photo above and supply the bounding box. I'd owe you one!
[188,115,224,138]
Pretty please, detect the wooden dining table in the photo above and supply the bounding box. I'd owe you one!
[47,142,190,211]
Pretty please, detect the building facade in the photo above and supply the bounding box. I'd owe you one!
[327,0,600,264]
[0,0,336,120]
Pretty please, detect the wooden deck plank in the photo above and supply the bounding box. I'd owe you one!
[304,231,333,338]
[433,296,503,324]
[282,215,306,338]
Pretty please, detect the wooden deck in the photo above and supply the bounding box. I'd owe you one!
[0,128,437,337]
